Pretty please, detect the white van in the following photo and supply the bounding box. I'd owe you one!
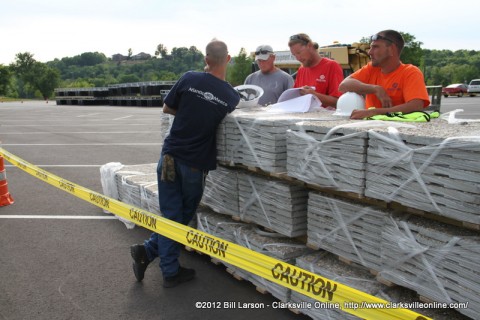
[467,79,480,96]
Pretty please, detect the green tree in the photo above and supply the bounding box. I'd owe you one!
[422,49,480,85]
[64,79,95,88]
[0,65,12,96]
[10,52,60,98]
[227,48,252,86]
[118,74,141,83]
[400,32,423,66]
[11,52,37,84]
[10,52,37,97]
[155,44,168,58]
[78,52,107,66]
[31,62,60,99]
[169,46,204,73]
[157,71,178,81]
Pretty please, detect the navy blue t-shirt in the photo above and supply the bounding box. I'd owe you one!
[162,71,239,170]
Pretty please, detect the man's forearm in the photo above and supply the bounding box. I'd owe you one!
[339,77,378,95]
[314,92,338,108]
[350,99,426,119]
[380,99,425,114]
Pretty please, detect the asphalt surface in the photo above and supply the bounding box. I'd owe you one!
[1,97,479,320]
[0,101,310,320]
[439,95,480,119]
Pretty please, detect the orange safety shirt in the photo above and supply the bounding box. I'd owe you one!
[350,62,430,108]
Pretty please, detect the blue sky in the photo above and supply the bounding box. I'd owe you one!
[1,0,479,65]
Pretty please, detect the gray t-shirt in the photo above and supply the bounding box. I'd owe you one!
[244,69,294,106]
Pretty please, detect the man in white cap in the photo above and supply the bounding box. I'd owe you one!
[244,45,294,106]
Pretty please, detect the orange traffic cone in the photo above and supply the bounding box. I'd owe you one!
[0,155,14,206]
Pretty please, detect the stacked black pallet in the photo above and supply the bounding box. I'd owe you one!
[108,81,176,107]
[55,87,109,105]
[55,81,176,107]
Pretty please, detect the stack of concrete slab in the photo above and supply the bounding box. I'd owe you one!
[100,163,160,228]
[379,214,480,319]
[112,163,158,213]
[201,165,239,216]
[238,171,309,237]
[224,110,338,172]
[140,182,160,216]
[196,209,310,302]
[365,122,480,225]
[196,209,251,243]
[287,120,369,194]
[99,115,480,319]
[216,117,229,162]
[234,226,312,261]
[291,251,385,320]
[292,251,470,320]
[159,112,174,143]
[307,191,387,270]
[195,209,252,278]
[100,162,135,228]
[230,225,311,302]
[100,162,124,203]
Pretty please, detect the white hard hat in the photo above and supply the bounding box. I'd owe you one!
[234,84,264,108]
[333,92,365,116]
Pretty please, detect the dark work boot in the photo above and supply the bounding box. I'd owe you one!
[131,244,150,282]
[163,266,196,288]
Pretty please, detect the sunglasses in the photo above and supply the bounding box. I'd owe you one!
[255,49,272,55]
[289,34,310,44]
[371,34,394,44]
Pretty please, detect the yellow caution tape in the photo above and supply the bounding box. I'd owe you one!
[0,147,431,320]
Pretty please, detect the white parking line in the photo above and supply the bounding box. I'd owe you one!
[76,113,102,118]
[5,165,103,167]
[0,215,117,219]
[2,143,161,146]
[113,115,134,120]
[0,124,156,127]
[0,131,161,135]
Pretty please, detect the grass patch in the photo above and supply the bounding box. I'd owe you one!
[0,97,37,102]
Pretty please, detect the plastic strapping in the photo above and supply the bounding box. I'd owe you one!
[241,175,273,227]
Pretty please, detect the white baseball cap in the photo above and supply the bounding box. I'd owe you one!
[254,45,274,61]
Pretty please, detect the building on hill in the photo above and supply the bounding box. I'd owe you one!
[132,52,151,60]
[112,53,128,62]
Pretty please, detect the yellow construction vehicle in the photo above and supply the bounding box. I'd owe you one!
[271,42,371,77]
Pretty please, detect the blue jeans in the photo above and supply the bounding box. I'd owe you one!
[144,155,206,278]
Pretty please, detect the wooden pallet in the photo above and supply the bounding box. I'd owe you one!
[375,274,397,287]
[226,268,244,281]
[255,285,269,295]
[391,202,480,231]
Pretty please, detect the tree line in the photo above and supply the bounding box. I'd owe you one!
[1,33,479,100]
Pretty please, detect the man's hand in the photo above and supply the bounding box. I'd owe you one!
[299,86,315,96]
[374,85,392,108]
[350,108,378,120]
[163,104,177,116]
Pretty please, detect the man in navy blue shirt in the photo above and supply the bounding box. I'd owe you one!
[130,40,240,287]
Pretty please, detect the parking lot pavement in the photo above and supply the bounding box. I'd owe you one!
[440,95,480,119]
[0,101,308,320]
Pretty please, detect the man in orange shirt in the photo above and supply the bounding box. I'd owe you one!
[289,33,344,108]
[339,29,430,119]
